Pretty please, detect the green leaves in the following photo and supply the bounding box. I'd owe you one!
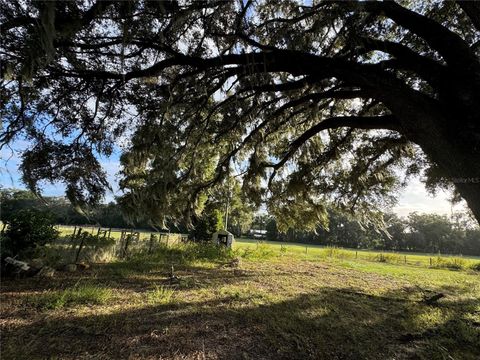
[1,208,59,257]
[2,0,479,225]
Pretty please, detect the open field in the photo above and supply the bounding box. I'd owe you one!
[56,225,480,271]
[1,241,480,360]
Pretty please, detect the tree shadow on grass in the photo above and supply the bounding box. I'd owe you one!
[2,285,479,360]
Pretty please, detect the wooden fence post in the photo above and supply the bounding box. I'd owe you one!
[148,233,155,254]
[122,234,132,259]
[75,232,86,263]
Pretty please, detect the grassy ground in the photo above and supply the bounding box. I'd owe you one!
[1,241,479,360]
[56,225,480,270]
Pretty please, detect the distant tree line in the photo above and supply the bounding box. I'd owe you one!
[2,189,479,255]
[262,210,480,256]
[0,188,252,238]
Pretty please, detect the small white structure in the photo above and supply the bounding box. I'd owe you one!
[249,229,267,239]
[212,229,234,248]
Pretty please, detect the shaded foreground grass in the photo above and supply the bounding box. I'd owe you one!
[1,243,479,359]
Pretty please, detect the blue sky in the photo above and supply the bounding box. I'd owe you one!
[0,140,122,202]
[1,138,463,218]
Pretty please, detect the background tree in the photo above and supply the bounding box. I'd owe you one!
[190,207,224,241]
[407,213,454,253]
[189,176,256,239]
[1,1,479,227]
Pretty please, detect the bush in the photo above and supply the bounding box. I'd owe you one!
[1,209,59,257]
[190,209,224,241]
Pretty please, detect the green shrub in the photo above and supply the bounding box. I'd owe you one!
[1,209,59,257]
[190,209,224,241]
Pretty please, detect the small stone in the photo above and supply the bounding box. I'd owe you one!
[30,258,44,269]
[36,266,55,278]
[64,264,77,273]
[227,257,241,268]
[76,262,90,271]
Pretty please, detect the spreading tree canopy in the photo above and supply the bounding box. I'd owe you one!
[1,0,479,228]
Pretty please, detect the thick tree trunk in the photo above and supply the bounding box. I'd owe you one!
[455,182,480,224]
[415,128,480,225]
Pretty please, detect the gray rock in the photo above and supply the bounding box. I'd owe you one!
[30,258,44,269]
[36,266,55,278]
[64,264,77,273]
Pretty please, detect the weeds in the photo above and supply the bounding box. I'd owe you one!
[322,247,354,260]
[146,285,174,305]
[372,253,402,264]
[27,282,113,310]
[430,256,467,270]
[236,243,275,260]
[143,242,234,264]
[470,262,480,271]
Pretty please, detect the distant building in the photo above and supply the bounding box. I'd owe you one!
[249,229,267,239]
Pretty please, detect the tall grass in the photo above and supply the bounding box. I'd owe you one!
[27,282,113,310]
[146,285,174,305]
[430,256,467,270]
[146,242,234,263]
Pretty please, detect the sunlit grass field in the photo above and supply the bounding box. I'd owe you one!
[55,225,480,271]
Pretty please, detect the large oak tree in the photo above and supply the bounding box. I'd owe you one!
[1,0,479,227]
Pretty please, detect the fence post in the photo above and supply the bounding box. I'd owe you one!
[429,257,432,266]
[75,232,86,263]
[404,255,407,264]
[305,245,308,254]
[148,233,155,254]
[122,234,132,259]
[355,251,358,259]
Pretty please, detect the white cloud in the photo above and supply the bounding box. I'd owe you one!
[392,177,464,218]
